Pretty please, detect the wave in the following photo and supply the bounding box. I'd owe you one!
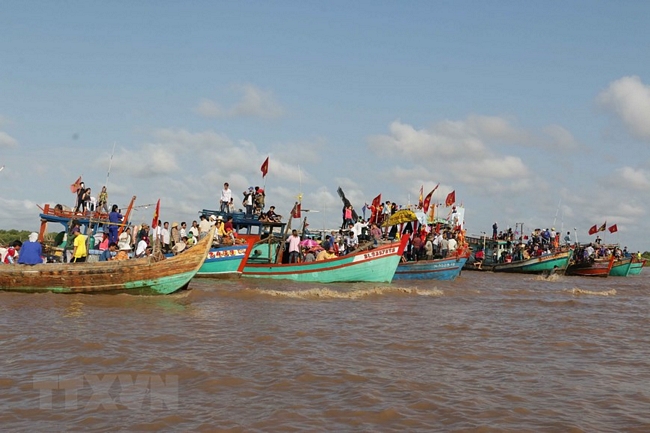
[568,288,617,296]
[220,286,445,300]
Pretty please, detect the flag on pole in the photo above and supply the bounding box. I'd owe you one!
[260,157,269,178]
[588,224,598,235]
[598,222,607,232]
[422,184,440,213]
[291,202,301,219]
[151,199,160,229]
[608,224,618,233]
[418,185,423,208]
[70,176,82,193]
[445,190,456,207]
[372,194,382,208]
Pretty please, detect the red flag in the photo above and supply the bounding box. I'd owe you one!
[598,222,607,232]
[418,185,423,208]
[70,176,82,193]
[291,202,301,219]
[445,190,456,207]
[371,194,382,208]
[608,224,618,233]
[422,184,440,213]
[260,157,269,178]
[588,224,598,235]
[151,199,160,229]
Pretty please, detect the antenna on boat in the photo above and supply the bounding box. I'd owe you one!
[552,198,562,228]
[105,141,116,189]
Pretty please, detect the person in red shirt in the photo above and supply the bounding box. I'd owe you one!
[223,216,235,242]
[3,240,22,264]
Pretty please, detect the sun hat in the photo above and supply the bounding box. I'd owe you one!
[172,222,179,228]
[209,215,217,222]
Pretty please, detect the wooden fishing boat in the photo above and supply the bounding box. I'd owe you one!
[490,249,573,275]
[241,235,409,283]
[628,257,646,276]
[609,257,633,277]
[393,246,470,281]
[0,227,215,295]
[566,254,615,277]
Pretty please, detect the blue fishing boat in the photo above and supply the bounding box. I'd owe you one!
[393,248,470,281]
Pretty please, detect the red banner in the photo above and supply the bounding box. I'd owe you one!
[260,157,269,178]
[445,190,456,207]
[588,224,597,235]
[423,184,439,213]
[151,199,160,229]
[70,176,82,193]
[608,224,618,233]
[371,194,382,208]
[291,202,301,219]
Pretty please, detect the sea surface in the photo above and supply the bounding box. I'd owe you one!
[1,271,649,432]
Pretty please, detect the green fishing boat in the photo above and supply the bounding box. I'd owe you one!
[242,235,409,283]
[609,257,633,277]
[490,249,573,274]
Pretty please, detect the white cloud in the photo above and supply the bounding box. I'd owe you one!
[367,117,534,194]
[598,75,650,141]
[195,84,285,119]
[542,124,582,151]
[0,131,18,147]
[609,166,650,191]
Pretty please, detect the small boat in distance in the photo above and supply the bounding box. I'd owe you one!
[566,247,615,277]
[609,257,633,277]
[628,256,646,276]
[490,249,573,275]
[0,227,215,295]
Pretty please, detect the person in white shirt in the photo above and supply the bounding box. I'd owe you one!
[135,238,148,258]
[220,182,232,213]
[198,215,211,239]
[180,222,187,238]
[352,218,367,240]
[287,230,301,263]
[161,222,171,253]
[345,230,359,252]
[448,236,458,254]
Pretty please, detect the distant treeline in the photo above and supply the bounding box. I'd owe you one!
[0,230,56,247]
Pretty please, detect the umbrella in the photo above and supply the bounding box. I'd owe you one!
[300,239,318,248]
[382,209,418,227]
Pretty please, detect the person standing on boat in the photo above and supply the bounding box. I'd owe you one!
[97,186,109,213]
[287,229,301,263]
[74,182,86,213]
[108,205,122,244]
[170,222,181,248]
[71,227,88,263]
[198,215,211,239]
[243,187,254,217]
[492,222,498,240]
[161,221,171,253]
[220,182,232,213]
[189,220,200,239]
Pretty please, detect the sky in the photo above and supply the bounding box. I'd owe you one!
[1,1,650,250]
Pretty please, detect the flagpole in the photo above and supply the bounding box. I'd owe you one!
[105,141,116,189]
